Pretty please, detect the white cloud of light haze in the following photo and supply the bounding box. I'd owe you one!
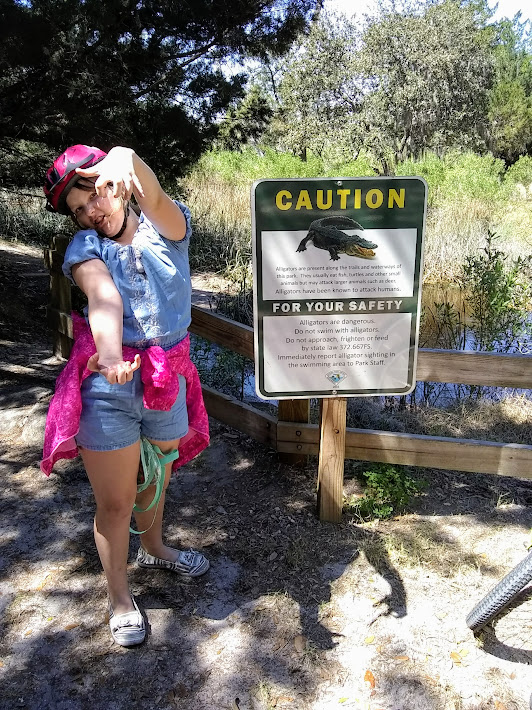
[324,0,532,23]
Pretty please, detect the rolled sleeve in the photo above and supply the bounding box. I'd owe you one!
[139,200,192,253]
[62,230,103,283]
[160,201,192,253]
[175,201,192,245]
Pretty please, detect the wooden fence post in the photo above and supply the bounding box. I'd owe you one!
[317,397,347,522]
[277,399,310,466]
[44,235,73,359]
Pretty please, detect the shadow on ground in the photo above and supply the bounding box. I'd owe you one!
[2,421,532,709]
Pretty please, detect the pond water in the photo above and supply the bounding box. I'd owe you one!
[421,283,485,351]
[417,283,531,406]
[421,282,532,352]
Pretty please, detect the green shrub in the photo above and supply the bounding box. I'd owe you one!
[331,152,378,178]
[422,230,532,356]
[398,151,509,206]
[249,148,323,180]
[192,147,324,184]
[344,463,426,521]
[396,152,446,204]
[505,155,532,188]
[439,152,508,204]
[461,230,532,352]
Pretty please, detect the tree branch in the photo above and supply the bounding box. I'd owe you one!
[132,40,219,99]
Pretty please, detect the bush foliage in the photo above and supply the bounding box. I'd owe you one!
[344,463,426,521]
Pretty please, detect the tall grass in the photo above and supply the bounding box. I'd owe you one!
[399,152,532,280]
[178,172,252,277]
[0,189,71,247]
[180,148,532,286]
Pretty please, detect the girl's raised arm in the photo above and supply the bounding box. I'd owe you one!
[76,147,187,241]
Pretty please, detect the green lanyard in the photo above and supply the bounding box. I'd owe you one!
[129,437,179,535]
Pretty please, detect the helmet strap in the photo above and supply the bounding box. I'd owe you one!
[104,202,130,241]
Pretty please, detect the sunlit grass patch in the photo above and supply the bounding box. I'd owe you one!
[416,394,532,444]
[0,190,70,247]
[343,464,426,522]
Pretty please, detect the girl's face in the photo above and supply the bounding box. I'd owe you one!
[66,180,125,237]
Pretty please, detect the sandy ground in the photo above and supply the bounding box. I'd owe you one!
[1,239,532,710]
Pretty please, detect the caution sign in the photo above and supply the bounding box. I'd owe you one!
[252,177,427,400]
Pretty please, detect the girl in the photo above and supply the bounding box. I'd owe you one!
[41,145,210,647]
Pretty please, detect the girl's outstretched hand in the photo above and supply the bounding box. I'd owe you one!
[75,147,145,201]
[86,352,141,385]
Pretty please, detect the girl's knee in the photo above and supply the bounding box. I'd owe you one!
[95,496,136,520]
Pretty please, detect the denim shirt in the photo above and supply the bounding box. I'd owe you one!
[63,201,192,349]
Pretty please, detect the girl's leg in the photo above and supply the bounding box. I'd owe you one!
[80,442,140,615]
[134,437,180,561]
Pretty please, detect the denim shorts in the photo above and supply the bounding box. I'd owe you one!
[76,369,188,451]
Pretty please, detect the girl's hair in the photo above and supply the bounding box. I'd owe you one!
[74,177,98,193]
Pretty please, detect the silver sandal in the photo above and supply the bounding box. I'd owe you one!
[137,546,209,577]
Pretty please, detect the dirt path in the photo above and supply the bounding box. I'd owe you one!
[1,238,532,710]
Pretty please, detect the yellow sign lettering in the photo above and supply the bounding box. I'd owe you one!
[366,189,384,209]
[337,189,351,209]
[316,190,333,210]
[274,186,406,211]
[295,190,313,210]
[388,188,405,208]
[276,190,292,210]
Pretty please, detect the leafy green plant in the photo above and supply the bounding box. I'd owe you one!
[422,230,532,356]
[397,151,509,207]
[439,152,508,205]
[396,151,447,205]
[461,230,532,353]
[504,155,532,188]
[192,147,325,185]
[344,463,426,521]
[332,152,378,178]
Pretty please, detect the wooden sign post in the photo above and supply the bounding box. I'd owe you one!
[317,397,347,522]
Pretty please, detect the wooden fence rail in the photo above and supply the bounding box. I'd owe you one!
[45,237,532,521]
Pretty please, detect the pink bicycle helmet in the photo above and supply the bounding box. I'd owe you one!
[44,144,107,214]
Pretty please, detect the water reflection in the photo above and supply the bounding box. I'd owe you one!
[420,283,469,350]
[418,282,531,405]
[420,282,532,354]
